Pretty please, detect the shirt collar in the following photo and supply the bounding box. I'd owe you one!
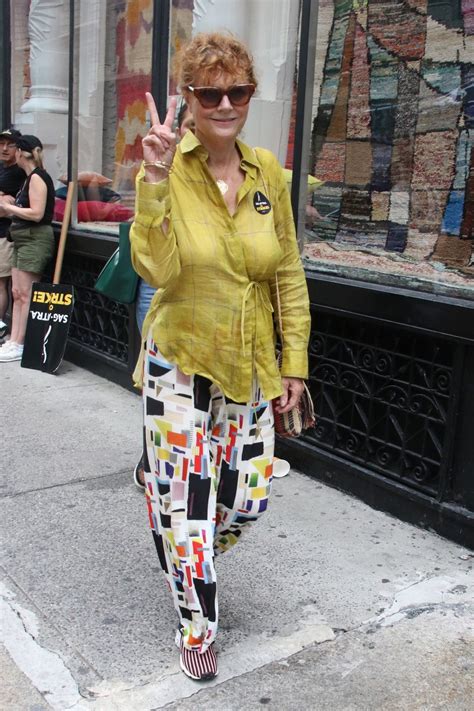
[179,130,208,160]
[179,131,260,171]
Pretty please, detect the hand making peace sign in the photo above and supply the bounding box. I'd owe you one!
[142,92,178,181]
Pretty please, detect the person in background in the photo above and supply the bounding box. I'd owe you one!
[282,168,324,227]
[130,33,310,680]
[133,101,194,488]
[0,129,25,340]
[0,135,55,362]
[176,100,195,136]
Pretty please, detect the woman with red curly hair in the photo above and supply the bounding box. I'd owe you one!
[131,32,310,680]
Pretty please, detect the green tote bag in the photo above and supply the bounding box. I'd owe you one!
[94,222,139,304]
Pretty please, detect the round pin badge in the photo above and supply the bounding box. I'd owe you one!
[253,191,272,214]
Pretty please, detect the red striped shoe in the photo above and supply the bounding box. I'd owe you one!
[175,631,218,681]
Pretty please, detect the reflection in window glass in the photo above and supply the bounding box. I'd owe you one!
[75,0,153,232]
[304,0,473,297]
[10,0,69,196]
[170,0,193,96]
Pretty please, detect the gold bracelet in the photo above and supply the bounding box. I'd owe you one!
[143,160,172,171]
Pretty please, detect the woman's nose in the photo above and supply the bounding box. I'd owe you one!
[217,93,233,110]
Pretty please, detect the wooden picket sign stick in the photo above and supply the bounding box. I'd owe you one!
[53,181,75,284]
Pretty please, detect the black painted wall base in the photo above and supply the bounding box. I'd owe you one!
[65,342,137,393]
[276,437,474,550]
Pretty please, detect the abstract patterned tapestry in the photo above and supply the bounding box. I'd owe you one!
[306,0,473,280]
[111,0,153,203]
[112,0,193,203]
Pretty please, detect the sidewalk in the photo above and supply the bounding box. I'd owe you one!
[1,359,473,710]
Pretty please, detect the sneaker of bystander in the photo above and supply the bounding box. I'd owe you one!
[0,339,16,352]
[0,342,23,362]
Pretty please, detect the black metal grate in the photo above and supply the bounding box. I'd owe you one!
[62,255,130,364]
[304,310,456,495]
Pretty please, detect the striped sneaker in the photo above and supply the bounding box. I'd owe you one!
[175,631,218,681]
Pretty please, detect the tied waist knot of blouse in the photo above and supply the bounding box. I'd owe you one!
[240,281,273,356]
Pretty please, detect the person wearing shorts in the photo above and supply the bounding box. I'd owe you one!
[0,135,55,362]
[10,225,54,273]
[0,128,25,338]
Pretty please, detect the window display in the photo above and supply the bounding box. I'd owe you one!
[74,0,153,230]
[10,0,69,194]
[10,0,471,287]
[303,0,473,297]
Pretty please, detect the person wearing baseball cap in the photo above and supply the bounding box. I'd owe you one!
[0,134,55,362]
[0,128,22,143]
[15,135,44,153]
[0,128,25,340]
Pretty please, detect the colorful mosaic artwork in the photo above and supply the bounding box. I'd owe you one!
[113,0,193,200]
[113,0,153,200]
[308,0,473,273]
[142,337,274,651]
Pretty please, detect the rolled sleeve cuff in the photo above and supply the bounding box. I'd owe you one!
[280,348,308,379]
[135,175,171,226]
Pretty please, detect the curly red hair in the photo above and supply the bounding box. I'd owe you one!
[173,32,258,90]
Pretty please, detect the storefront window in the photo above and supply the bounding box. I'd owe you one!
[170,0,193,96]
[73,0,153,232]
[8,0,305,234]
[8,0,152,233]
[10,0,69,195]
[303,0,473,298]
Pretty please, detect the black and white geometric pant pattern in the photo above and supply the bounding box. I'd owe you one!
[142,336,274,652]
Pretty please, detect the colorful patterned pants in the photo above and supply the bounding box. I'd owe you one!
[142,337,274,651]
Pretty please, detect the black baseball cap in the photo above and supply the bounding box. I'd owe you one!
[16,134,43,152]
[0,128,22,143]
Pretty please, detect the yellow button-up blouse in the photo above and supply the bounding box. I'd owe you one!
[130,130,310,403]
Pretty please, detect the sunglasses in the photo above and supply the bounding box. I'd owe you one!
[186,84,255,108]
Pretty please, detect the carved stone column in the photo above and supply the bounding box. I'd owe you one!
[21,0,69,114]
[15,0,70,185]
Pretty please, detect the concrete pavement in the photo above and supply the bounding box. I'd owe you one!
[1,359,473,710]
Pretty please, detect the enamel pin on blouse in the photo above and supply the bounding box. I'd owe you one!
[253,191,271,214]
